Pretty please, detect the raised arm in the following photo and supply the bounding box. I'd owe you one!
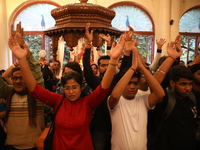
[101,35,126,90]
[137,49,165,107]
[8,36,36,92]
[99,33,112,55]
[108,42,138,109]
[1,61,18,85]
[154,35,183,84]
[83,23,100,90]
[11,22,44,87]
[149,38,166,72]
[99,33,112,47]
[120,26,138,71]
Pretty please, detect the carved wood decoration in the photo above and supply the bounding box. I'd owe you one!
[44,0,122,60]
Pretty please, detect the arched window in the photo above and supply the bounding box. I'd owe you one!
[11,2,60,61]
[179,6,200,64]
[109,2,155,64]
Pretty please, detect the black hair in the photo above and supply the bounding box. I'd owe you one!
[169,65,193,82]
[91,64,98,69]
[61,71,83,87]
[97,55,110,66]
[12,67,20,75]
[0,69,5,75]
[54,60,61,64]
[119,68,141,81]
[63,62,82,76]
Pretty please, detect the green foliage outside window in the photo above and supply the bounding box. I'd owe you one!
[23,35,42,61]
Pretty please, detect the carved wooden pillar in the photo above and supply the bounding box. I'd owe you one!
[52,35,60,61]
[92,31,103,51]
[64,30,82,51]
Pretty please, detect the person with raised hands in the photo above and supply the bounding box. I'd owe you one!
[2,22,45,150]
[83,24,114,150]
[107,42,165,150]
[154,34,182,86]
[9,22,126,150]
[153,35,198,150]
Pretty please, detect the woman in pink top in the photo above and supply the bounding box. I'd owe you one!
[8,23,126,150]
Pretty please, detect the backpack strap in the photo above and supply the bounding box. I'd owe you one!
[163,90,176,119]
[155,90,176,140]
[188,91,197,106]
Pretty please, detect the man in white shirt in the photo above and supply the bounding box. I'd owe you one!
[107,45,165,150]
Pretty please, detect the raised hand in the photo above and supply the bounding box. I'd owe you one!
[85,23,93,44]
[131,46,139,69]
[110,35,126,60]
[99,34,111,46]
[174,34,182,52]
[11,22,25,48]
[156,38,166,49]
[8,36,28,60]
[125,25,134,41]
[124,36,138,52]
[167,41,183,59]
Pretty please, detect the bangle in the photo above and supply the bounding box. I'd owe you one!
[166,55,178,62]
[129,67,136,72]
[157,69,166,74]
[109,62,118,66]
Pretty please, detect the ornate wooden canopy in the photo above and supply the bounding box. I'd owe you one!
[44,0,122,60]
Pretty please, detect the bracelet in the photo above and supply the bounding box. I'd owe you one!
[157,69,166,74]
[166,55,178,62]
[109,62,118,66]
[107,46,111,50]
[85,43,92,49]
[129,67,136,72]
[157,49,162,53]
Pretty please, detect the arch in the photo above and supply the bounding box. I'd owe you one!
[9,1,61,62]
[10,1,60,28]
[179,5,200,63]
[108,1,155,64]
[108,1,155,34]
[179,5,200,33]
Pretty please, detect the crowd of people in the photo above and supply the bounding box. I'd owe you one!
[0,22,200,150]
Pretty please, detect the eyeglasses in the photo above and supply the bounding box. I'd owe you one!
[11,76,23,81]
[63,86,79,92]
